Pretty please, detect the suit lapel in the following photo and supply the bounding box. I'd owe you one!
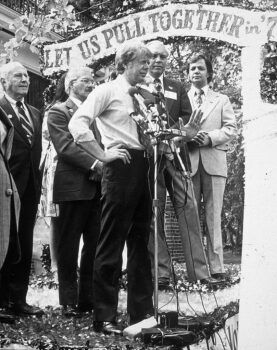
[65,99,78,119]
[200,89,220,123]
[0,96,30,145]
[0,107,13,159]
[163,78,176,113]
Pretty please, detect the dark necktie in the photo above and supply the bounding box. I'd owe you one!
[154,78,162,93]
[195,89,204,108]
[16,101,33,143]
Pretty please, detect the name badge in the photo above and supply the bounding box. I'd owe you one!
[164,90,177,100]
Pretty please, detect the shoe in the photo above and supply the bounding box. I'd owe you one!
[158,282,173,292]
[200,277,222,286]
[77,303,94,313]
[211,273,227,281]
[0,311,16,324]
[93,321,123,335]
[62,305,83,318]
[129,313,154,325]
[9,302,44,316]
[157,279,172,292]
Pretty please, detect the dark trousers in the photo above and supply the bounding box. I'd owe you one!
[148,156,210,282]
[57,191,101,306]
[0,176,37,304]
[93,150,154,323]
[0,199,19,306]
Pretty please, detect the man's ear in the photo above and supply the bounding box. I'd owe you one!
[0,78,6,90]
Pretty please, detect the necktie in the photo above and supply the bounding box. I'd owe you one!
[195,89,204,108]
[130,97,153,156]
[16,101,33,143]
[154,78,162,93]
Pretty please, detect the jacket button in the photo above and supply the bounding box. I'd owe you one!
[6,189,13,196]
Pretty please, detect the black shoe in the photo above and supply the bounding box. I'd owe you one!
[158,282,173,292]
[77,303,94,313]
[9,302,44,316]
[0,311,16,324]
[157,279,172,292]
[200,277,221,286]
[62,305,83,318]
[93,321,123,335]
[211,273,226,280]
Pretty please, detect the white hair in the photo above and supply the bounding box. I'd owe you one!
[64,66,93,94]
[0,61,27,84]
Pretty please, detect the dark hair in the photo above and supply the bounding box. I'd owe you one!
[54,72,69,103]
[115,41,152,74]
[187,54,213,83]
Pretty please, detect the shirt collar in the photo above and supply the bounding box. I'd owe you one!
[116,73,132,93]
[190,84,209,97]
[4,93,25,108]
[70,96,82,107]
[146,74,164,88]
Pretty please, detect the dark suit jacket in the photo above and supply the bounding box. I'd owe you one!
[0,96,42,202]
[139,77,192,171]
[47,98,100,203]
[162,77,192,127]
[0,107,20,269]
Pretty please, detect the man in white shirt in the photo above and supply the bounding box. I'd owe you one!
[48,67,102,317]
[187,54,237,279]
[69,41,157,335]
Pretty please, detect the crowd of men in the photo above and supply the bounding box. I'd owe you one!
[0,39,236,333]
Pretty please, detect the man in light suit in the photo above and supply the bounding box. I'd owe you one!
[47,67,101,317]
[187,54,237,278]
[145,41,217,288]
[0,62,43,316]
[0,106,20,323]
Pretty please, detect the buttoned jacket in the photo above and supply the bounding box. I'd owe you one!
[48,98,100,203]
[187,88,237,177]
[0,96,42,201]
[0,107,20,269]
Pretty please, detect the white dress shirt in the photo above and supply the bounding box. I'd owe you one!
[189,84,209,110]
[4,93,33,128]
[69,74,143,151]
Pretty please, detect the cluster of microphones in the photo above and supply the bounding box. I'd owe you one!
[128,86,171,140]
[128,86,184,141]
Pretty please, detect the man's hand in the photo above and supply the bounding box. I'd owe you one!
[89,161,103,181]
[104,144,131,164]
[179,109,203,141]
[192,131,212,147]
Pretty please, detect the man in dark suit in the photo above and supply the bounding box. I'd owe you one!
[0,62,43,316]
[47,67,101,317]
[0,106,20,323]
[145,41,218,288]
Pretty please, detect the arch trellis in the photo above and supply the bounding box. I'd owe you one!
[43,4,277,350]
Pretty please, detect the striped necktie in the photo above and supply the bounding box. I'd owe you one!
[16,101,33,143]
[195,89,204,108]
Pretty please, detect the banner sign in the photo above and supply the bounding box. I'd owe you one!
[43,4,277,75]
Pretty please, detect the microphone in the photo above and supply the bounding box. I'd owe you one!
[128,87,158,134]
